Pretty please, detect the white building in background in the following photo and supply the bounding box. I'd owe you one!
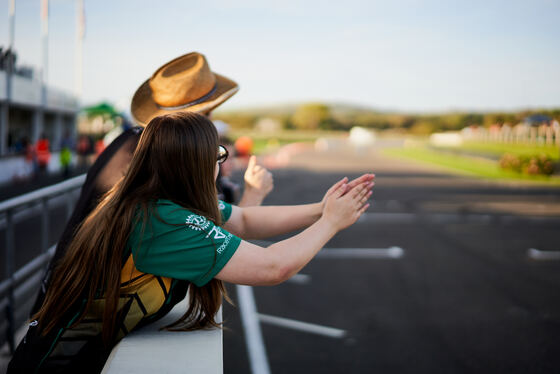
[429,132,463,147]
[0,55,79,185]
[348,126,376,147]
[0,67,79,156]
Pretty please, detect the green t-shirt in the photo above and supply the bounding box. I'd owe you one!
[129,199,241,287]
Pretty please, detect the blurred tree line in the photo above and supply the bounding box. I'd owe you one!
[213,103,560,134]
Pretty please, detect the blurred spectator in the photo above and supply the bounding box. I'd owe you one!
[59,148,72,178]
[76,134,92,169]
[35,134,51,175]
[60,132,73,178]
[95,138,106,157]
[23,137,37,180]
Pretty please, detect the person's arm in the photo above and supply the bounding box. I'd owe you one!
[238,155,274,207]
[223,173,375,239]
[223,203,322,239]
[216,180,371,285]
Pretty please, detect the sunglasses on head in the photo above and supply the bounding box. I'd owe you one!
[218,145,229,164]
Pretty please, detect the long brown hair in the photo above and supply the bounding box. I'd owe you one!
[34,112,227,344]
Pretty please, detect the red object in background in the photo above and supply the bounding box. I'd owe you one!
[95,139,106,156]
[77,136,91,155]
[36,138,51,167]
[234,136,253,156]
[25,143,36,162]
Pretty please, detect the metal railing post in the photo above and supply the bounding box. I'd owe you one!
[41,197,49,252]
[4,209,16,353]
[0,174,86,350]
[66,191,74,221]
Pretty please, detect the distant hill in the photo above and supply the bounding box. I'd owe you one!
[213,101,560,134]
[216,102,383,117]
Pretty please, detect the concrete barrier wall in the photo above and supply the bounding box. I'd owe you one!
[102,298,223,374]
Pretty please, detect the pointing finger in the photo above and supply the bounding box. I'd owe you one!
[247,155,257,170]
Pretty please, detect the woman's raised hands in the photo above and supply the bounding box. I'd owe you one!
[322,178,373,231]
[321,173,375,211]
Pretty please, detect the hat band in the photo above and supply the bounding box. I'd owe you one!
[156,84,218,111]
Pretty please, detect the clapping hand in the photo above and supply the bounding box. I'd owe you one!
[321,173,375,211]
[322,178,373,231]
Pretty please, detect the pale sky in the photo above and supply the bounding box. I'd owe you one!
[1,0,559,114]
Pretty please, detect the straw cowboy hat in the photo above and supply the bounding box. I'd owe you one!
[131,52,239,126]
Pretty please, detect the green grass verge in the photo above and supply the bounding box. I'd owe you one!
[250,138,298,154]
[382,147,560,185]
[437,141,560,160]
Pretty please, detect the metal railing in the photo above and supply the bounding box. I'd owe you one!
[0,174,86,353]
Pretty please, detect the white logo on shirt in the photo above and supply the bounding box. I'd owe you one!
[185,214,211,231]
[218,201,225,211]
[216,233,232,254]
[205,225,233,254]
[206,226,226,240]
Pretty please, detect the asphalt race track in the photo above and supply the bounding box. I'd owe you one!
[1,141,559,373]
[222,146,560,374]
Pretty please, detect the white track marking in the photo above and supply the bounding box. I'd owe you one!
[258,314,347,339]
[317,246,404,259]
[250,241,405,260]
[358,212,416,223]
[527,248,560,260]
[236,285,271,374]
[236,244,402,373]
[286,273,311,285]
[358,212,559,224]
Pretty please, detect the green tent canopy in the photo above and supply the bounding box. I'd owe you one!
[82,102,119,118]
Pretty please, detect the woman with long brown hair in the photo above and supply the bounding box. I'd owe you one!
[9,112,373,373]
[10,73,374,374]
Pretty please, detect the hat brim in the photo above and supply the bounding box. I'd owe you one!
[131,73,239,127]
